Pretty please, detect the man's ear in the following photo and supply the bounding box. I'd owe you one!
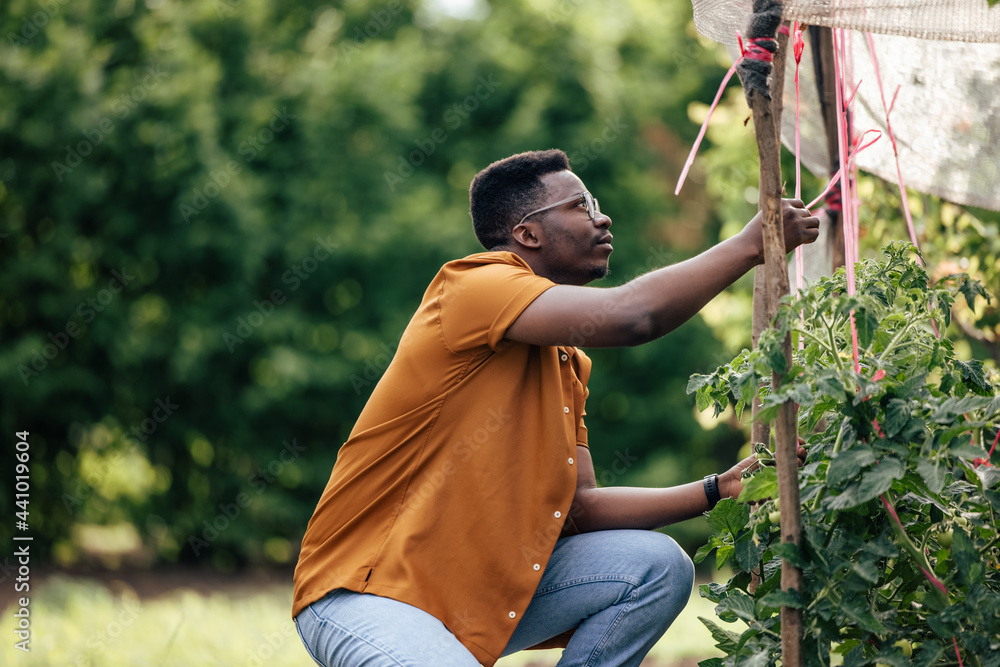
[510,221,543,249]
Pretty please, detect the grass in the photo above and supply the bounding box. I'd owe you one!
[1,572,727,666]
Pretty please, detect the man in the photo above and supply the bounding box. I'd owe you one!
[293,149,819,667]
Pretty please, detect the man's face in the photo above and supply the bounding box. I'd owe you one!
[528,170,613,286]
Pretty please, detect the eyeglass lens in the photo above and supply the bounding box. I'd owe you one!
[586,193,600,220]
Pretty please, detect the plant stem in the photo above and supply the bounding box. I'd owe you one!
[798,328,835,355]
[881,495,951,606]
[878,315,927,362]
[823,316,845,372]
[982,503,1000,555]
[809,419,849,512]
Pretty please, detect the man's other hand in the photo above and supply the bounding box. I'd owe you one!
[718,439,808,501]
[741,199,820,264]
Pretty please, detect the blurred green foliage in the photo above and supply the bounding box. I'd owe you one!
[2,0,995,575]
[0,0,758,570]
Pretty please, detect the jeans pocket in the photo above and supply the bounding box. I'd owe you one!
[309,588,350,619]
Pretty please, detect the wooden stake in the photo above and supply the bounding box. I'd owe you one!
[739,5,803,664]
[750,21,790,457]
[750,98,804,667]
[810,25,846,271]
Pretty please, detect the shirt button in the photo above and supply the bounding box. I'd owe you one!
[509,611,516,619]
[568,457,574,465]
[554,511,562,519]
[563,406,570,413]
[561,354,568,361]
[533,563,540,571]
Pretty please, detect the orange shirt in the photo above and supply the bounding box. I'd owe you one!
[292,251,591,666]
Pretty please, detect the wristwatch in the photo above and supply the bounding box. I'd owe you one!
[703,474,721,508]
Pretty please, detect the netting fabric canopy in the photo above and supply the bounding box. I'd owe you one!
[692,0,1000,212]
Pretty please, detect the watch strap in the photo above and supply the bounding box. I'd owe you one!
[703,474,721,508]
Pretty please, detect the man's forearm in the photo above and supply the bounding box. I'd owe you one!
[616,231,760,345]
[569,482,716,533]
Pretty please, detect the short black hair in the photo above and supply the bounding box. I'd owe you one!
[468,149,571,250]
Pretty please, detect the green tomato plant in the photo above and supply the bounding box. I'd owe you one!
[688,243,1000,666]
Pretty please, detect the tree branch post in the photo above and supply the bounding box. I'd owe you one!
[810,25,846,272]
[737,2,803,665]
[750,20,790,461]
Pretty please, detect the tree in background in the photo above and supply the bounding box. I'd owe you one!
[0,0,770,570]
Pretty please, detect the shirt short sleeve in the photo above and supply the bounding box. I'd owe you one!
[577,410,589,447]
[438,253,555,353]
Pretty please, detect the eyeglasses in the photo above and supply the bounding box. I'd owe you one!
[517,191,601,226]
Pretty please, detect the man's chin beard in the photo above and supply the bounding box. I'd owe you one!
[573,266,609,286]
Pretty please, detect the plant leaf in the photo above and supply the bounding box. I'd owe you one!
[838,593,887,634]
[705,498,750,537]
[737,466,778,503]
[735,529,769,572]
[716,590,756,623]
[687,373,713,394]
[883,398,910,438]
[826,447,876,487]
[694,537,723,565]
[955,358,992,396]
[977,465,1000,490]
[698,617,741,654]
[912,642,944,667]
[854,305,880,350]
[756,589,805,614]
[917,458,946,494]
[827,458,904,509]
[957,275,989,307]
[952,527,985,587]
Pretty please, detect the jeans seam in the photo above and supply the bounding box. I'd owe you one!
[305,605,410,667]
[584,587,640,667]
[295,615,327,667]
[533,574,642,598]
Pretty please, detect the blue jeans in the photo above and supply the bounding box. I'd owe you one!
[294,530,695,666]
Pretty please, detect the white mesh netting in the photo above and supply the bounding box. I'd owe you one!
[693,1,1000,212]
[695,0,1000,43]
